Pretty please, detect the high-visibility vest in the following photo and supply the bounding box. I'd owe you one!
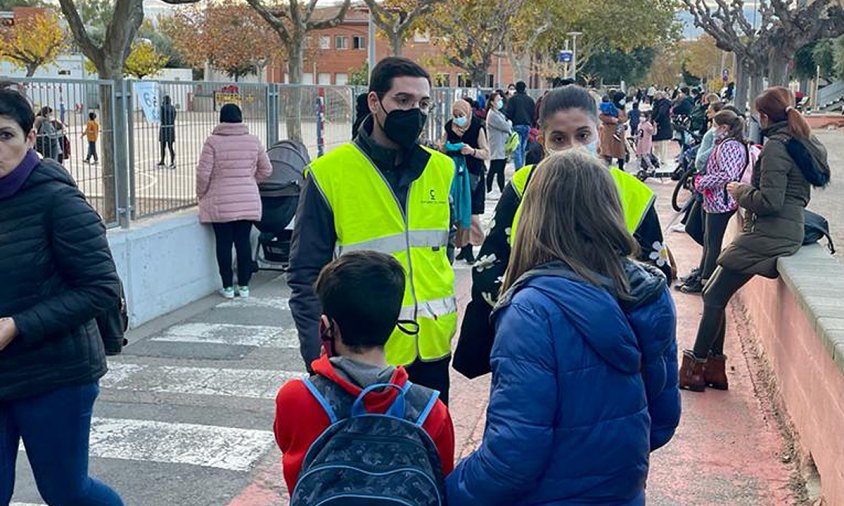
[307,143,457,366]
[510,164,655,246]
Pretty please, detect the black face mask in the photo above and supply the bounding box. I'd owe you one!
[378,99,428,150]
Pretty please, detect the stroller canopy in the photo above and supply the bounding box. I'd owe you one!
[262,139,310,198]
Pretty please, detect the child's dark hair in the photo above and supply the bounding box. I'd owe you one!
[538,85,598,129]
[315,251,406,351]
[89,112,97,121]
[369,57,431,96]
[0,88,35,134]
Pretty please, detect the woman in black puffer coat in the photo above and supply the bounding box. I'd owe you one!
[0,88,124,505]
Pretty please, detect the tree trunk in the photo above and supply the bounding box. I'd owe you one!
[506,45,529,83]
[767,49,790,87]
[750,72,765,109]
[390,32,402,56]
[470,65,487,89]
[734,55,748,114]
[285,38,305,143]
[26,64,37,77]
[95,62,123,224]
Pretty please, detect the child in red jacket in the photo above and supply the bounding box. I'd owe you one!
[274,251,455,493]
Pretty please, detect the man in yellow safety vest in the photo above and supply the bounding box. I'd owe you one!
[288,57,458,403]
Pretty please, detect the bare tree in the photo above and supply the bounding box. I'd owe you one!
[759,0,844,85]
[246,0,350,142]
[362,0,442,56]
[428,0,525,87]
[683,0,769,112]
[58,0,144,222]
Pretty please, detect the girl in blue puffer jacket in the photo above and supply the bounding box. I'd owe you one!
[447,150,681,506]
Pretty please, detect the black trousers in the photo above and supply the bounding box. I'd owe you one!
[405,357,451,405]
[487,159,506,193]
[212,221,253,288]
[159,140,175,164]
[692,267,754,359]
[699,210,734,280]
[604,156,626,171]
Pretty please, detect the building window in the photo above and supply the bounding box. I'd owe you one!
[487,74,495,88]
[318,73,331,85]
[353,36,365,50]
[413,31,430,43]
[336,73,348,86]
[302,73,315,85]
[457,74,472,88]
[335,36,348,50]
[435,73,450,87]
[320,36,330,50]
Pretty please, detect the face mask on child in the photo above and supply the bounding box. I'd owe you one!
[454,115,469,127]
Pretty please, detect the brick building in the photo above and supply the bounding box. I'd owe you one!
[267,3,517,88]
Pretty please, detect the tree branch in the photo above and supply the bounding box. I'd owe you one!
[308,0,351,31]
[57,0,101,62]
[246,0,292,44]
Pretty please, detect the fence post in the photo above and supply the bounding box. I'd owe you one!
[114,79,132,229]
[126,81,136,221]
[267,83,279,146]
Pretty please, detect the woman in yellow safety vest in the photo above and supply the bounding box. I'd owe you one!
[453,85,674,379]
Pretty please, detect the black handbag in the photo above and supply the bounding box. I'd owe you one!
[803,209,835,254]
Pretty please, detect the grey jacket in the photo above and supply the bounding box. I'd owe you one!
[486,109,512,161]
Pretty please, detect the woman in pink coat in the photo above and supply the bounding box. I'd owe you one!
[196,104,272,299]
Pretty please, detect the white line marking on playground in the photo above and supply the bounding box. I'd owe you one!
[150,322,299,348]
[102,362,303,399]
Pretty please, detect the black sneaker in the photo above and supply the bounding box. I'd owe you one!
[678,278,704,294]
[680,268,701,284]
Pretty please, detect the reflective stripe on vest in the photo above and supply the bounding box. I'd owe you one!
[336,230,449,257]
[510,164,655,246]
[308,143,457,366]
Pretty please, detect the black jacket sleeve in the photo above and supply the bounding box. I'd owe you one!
[634,205,674,280]
[13,185,120,347]
[453,182,520,378]
[287,176,336,370]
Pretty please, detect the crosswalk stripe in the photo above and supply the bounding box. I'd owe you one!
[10,503,45,506]
[102,362,304,400]
[151,322,298,348]
[87,418,275,472]
[216,297,290,310]
[17,419,275,472]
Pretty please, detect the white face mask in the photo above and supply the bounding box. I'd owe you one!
[454,115,468,127]
[496,100,504,110]
[619,99,626,106]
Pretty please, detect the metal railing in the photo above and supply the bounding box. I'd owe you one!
[9,77,542,227]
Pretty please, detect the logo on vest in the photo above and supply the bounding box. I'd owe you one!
[423,188,446,205]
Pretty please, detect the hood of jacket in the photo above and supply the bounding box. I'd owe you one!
[494,260,670,375]
[212,122,250,136]
[764,121,831,187]
[311,354,408,413]
[22,156,77,192]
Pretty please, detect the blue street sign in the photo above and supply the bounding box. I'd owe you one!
[559,50,573,64]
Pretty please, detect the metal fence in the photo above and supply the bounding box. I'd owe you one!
[10,77,544,228]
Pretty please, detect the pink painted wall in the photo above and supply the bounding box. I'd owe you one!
[737,268,844,505]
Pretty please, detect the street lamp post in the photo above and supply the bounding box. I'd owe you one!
[368,9,376,81]
[567,32,582,81]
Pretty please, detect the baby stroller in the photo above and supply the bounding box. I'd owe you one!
[253,139,309,271]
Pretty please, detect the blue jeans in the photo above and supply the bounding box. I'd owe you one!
[513,124,531,169]
[0,383,124,505]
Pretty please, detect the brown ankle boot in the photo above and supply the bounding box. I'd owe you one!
[679,350,706,392]
[704,354,729,390]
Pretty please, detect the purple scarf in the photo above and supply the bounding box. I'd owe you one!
[0,150,40,200]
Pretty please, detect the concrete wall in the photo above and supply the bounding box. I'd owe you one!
[735,244,844,505]
[107,210,219,328]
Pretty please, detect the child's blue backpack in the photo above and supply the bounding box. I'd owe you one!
[290,377,446,506]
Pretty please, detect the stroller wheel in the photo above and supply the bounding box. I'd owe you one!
[636,170,649,182]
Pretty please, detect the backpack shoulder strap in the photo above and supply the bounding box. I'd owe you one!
[302,376,343,424]
[401,382,441,427]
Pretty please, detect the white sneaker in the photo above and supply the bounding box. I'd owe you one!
[670,223,686,233]
[220,287,235,299]
[237,286,249,298]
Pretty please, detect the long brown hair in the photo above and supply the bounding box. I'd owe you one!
[713,109,745,142]
[755,86,811,139]
[502,150,637,295]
